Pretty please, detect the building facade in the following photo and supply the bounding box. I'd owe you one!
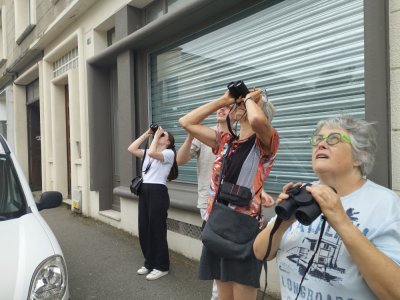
[0,0,398,297]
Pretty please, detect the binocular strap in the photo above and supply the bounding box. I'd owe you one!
[261,217,283,300]
[261,216,327,300]
[294,215,327,300]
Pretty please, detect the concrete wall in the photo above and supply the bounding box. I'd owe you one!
[390,0,400,195]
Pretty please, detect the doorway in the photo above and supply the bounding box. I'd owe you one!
[27,101,42,191]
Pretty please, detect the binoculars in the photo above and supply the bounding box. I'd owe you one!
[275,184,321,226]
[149,123,165,137]
[150,123,159,134]
[227,80,249,99]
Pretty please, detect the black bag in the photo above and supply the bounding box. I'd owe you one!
[219,182,252,207]
[130,176,143,195]
[202,202,260,260]
[201,138,262,260]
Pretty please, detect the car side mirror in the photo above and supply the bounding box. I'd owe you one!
[36,191,63,211]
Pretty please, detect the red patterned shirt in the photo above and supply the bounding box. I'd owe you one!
[205,129,279,226]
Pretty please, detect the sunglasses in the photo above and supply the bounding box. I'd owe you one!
[310,132,352,146]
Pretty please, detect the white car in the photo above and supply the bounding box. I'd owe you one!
[0,135,69,300]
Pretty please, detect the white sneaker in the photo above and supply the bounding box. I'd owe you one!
[145,269,168,280]
[137,266,151,275]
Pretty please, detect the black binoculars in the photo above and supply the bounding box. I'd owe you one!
[227,80,249,99]
[275,183,321,226]
[150,123,159,134]
[149,123,165,137]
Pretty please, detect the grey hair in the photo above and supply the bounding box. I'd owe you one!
[261,94,276,122]
[314,114,377,176]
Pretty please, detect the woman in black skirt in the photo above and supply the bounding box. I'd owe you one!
[179,86,279,299]
[128,125,178,281]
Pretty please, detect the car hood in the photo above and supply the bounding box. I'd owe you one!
[0,212,59,299]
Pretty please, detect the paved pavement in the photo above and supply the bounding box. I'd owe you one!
[41,205,276,300]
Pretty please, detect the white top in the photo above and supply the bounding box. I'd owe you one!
[274,180,400,300]
[141,149,174,185]
[190,126,218,209]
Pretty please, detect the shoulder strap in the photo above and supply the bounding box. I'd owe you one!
[213,137,235,204]
[214,137,264,217]
[140,139,149,173]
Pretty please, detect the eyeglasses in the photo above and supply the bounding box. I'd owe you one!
[310,132,352,146]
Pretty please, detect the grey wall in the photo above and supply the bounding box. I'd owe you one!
[87,64,113,210]
[364,0,390,187]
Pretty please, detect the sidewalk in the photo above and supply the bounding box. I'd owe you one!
[41,205,276,300]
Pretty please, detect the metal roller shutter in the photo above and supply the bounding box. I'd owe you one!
[149,0,365,191]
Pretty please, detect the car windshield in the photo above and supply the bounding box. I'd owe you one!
[0,152,27,221]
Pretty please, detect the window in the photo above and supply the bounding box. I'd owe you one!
[53,47,78,78]
[0,143,27,219]
[14,0,36,44]
[150,0,365,192]
[26,79,39,104]
[107,28,115,47]
[0,90,6,139]
[0,121,6,139]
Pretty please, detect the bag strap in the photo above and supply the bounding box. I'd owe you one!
[213,137,263,218]
[213,137,235,204]
[140,139,150,174]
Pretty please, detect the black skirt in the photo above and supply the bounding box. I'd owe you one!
[198,245,263,288]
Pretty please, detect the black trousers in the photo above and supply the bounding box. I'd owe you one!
[138,183,170,271]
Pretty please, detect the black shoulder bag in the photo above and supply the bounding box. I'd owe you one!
[201,138,262,260]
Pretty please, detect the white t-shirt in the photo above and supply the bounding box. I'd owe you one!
[141,149,174,185]
[274,180,400,300]
[190,126,217,209]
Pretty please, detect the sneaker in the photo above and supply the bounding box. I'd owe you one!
[137,266,151,275]
[145,269,168,280]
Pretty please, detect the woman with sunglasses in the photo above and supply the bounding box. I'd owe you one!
[128,125,178,281]
[179,86,279,300]
[254,115,400,299]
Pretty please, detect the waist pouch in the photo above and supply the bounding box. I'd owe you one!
[218,182,252,207]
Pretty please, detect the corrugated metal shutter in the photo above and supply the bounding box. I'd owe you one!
[149,0,365,191]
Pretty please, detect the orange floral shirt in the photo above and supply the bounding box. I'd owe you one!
[205,129,279,226]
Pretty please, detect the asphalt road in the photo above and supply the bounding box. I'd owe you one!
[41,205,212,300]
[41,205,277,300]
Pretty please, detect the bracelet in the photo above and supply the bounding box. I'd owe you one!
[244,97,253,106]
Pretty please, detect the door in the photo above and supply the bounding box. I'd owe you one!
[65,85,71,198]
[27,101,42,191]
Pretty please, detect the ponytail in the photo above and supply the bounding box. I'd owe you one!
[166,131,179,181]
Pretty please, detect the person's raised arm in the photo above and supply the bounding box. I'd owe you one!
[128,129,152,158]
[179,91,233,148]
[176,134,195,165]
[243,89,274,151]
